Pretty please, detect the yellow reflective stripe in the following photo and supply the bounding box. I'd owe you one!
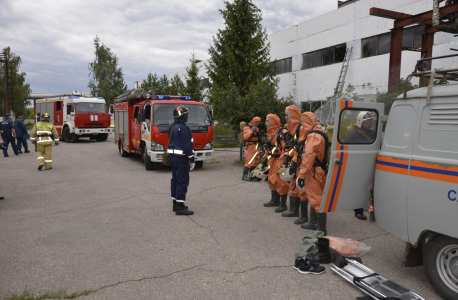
[255,144,258,149]
[37,124,53,131]
[37,157,44,159]
[289,148,294,155]
[45,160,52,162]
[248,152,258,164]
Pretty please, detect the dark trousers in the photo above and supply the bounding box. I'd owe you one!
[16,136,28,151]
[3,133,18,156]
[170,156,190,201]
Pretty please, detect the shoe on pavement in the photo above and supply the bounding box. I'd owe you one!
[294,257,305,270]
[0,196,4,200]
[355,213,367,221]
[38,165,43,171]
[298,258,325,275]
[18,150,23,154]
[24,149,30,153]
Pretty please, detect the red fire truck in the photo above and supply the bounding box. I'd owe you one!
[35,91,112,142]
[113,89,214,170]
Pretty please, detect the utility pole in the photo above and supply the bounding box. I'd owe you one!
[0,51,8,116]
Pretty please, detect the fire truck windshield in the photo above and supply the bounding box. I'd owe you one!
[75,103,107,113]
[153,103,211,126]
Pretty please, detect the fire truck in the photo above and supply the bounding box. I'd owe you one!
[35,91,112,142]
[113,89,214,170]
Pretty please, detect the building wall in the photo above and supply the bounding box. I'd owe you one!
[169,0,458,104]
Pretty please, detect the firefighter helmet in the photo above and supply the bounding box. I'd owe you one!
[173,105,189,120]
[41,112,50,122]
[296,177,306,192]
[279,168,294,182]
[356,111,374,128]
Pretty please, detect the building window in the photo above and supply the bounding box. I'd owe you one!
[403,26,425,49]
[271,57,293,75]
[301,44,347,70]
[362,33,391,58]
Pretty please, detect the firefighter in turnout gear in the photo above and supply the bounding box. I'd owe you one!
[262,114,290,212]
[281,106,311,224]
[242,117,261,181]
[30,113,59,170]
[296,112,328,235]
[168,105,195,215]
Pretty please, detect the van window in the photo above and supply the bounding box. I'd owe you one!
[338,109,378,144]
[144,105,151,130]
[133,106,140,124]
[56,101,62,112]
[384,104,415,148]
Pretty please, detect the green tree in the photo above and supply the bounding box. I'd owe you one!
[375,79,418,115]
[88,36,127,105]
[185,52,204,102]
[206,0,289,129]
[169,74,186,96]
[0,47,32,116]
[142,72,160,91]
[158,75,169,95]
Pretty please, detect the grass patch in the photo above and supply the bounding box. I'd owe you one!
[25,122,34,130]
[4,288,94,300]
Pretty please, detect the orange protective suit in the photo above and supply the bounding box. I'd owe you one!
[284,106,308,200]
[243,117,261,168]
[298,112,326,211]
[265,114,289,195]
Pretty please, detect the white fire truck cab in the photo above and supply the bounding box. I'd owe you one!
[35,91,112,143]
[322,73,458,299]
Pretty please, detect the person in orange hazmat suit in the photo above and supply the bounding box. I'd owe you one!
[262,114,290,212]
[296,112,328,235]
[280,106,311,224]
[242,117,261,181]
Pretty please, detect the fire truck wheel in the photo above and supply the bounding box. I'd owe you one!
[424,235,458,300]
[144,146,154,170]
[96,133,109,141]
[63,127,78,143]
[195,161,203,168]
[119,141,128,157]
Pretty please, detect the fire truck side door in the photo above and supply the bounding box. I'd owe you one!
[319,99,384,213]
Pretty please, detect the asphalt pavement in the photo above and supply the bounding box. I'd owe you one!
[0,135,443,299]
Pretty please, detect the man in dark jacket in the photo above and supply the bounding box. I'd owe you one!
[14,113,30,154]
[168,105,195,215]
[1,113,18,157]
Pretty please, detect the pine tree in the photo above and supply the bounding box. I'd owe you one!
[169,75,186,96]
[185,52,204,102]
[0,47,32,116]
[88,36,127,105]
[158,75,169,95]
[142,72,160,91]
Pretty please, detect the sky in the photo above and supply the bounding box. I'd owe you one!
[1,0,338,94]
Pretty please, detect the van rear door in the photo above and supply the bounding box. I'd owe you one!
[319,99,384,212]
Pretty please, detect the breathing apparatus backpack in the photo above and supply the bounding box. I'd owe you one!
[309,127,332,176]
[239,121,246,143]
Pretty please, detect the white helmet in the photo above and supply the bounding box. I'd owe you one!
[279,168,294,182]
[356,111,374,128]
[251,164,268,180]
[296,177,306,192]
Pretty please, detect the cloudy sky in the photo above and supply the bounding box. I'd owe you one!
[1,0,337,94]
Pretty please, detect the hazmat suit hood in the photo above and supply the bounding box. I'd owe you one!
[266,114,281,139]
[249,116,261,127]
[301,112,323,136]
[286,106,301,134]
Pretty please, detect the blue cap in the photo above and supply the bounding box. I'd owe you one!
[4,113,10,117]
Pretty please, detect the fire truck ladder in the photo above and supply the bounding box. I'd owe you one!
[335,47,353,94]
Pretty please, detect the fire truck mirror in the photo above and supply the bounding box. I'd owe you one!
[109,104,114,114]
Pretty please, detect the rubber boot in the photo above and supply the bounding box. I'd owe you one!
[175,202,194,215]
[315,212,327,236]
[173,199,188,212]
[264,190,280,207]
[306,238,331,264]
[301,206,317,229]
[275,194,288,213]
[242,166,251,181]
[294,201,309,224]
[282,196,300,217]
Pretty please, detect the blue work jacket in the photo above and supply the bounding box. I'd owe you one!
[168,119,194,157]
[1,119,14,134]
[14,118,28,137]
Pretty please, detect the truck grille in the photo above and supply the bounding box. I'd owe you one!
[84,122,103,128]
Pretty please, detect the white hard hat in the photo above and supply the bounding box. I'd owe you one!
[279,168,294,182]
[356,111,374,128]
[251,164,268,180]
[296,177,305,192]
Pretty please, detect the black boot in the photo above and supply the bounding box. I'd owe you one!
[242,166,251,181]
[175,202,194,215]
[306,238,331,264]
[38,165,43,171]
[315,212,327,236]
[173,199,188,212]
[294,201,309,224]
[264,190,280,207]
[282,196,300,217]
[301,206,318,229]
[275,194,288,213]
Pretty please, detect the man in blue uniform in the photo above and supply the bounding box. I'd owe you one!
[14,113,30,154]
[168,105,195,215]
[1,113,19,157]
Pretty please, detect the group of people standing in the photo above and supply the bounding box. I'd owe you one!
[1,112,30,157]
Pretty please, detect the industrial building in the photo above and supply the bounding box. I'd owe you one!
[168,0,458,108]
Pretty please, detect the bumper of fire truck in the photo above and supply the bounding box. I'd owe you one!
[148,150,213,162]
[74,127,113,135]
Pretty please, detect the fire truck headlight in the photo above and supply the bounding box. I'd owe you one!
[151,141,164,151]
[204,141,213,150]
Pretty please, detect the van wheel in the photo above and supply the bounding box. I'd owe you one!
[63,127,78,143]
[195,161,203,168]
[143,146,154,170]
[96,133,109,141]
[119,141,128,157]
[424,235,458,300]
